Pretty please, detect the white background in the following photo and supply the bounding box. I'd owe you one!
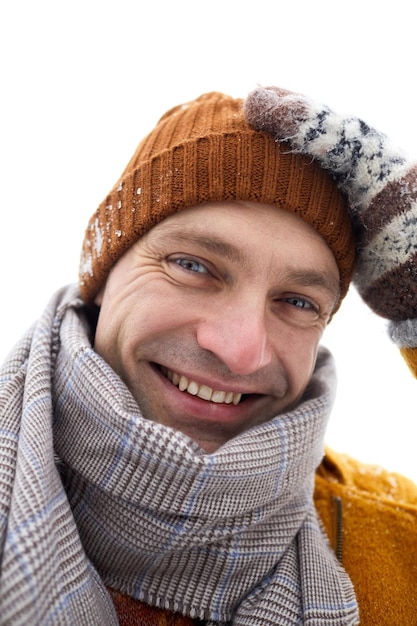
[1,1,416,481]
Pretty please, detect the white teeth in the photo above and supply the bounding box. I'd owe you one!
[197,385,212,401]
[187,381,199,396]
[211,390,226,403]
[164,368,242,405]
[225,391,234,404]
[179,375,188,391]
[172,371,180,386]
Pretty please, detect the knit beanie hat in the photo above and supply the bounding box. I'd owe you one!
[79,91,355,306]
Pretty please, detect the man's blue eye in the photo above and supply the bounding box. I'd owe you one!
[285,297,313,310]
[175,258,208,274]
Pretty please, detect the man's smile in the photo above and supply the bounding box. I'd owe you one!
[160,366,242,405]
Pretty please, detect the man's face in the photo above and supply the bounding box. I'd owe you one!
[94,201,340,453]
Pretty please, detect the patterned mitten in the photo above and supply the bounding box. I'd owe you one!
[244,86,417,373]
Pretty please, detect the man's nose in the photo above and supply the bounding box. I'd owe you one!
[196,300,274,375]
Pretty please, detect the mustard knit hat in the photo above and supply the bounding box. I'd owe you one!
[79,91,355,305]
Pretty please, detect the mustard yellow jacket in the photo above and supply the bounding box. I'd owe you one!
[314,346,417,626]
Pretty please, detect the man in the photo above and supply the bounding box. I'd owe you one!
[0,87,416,626]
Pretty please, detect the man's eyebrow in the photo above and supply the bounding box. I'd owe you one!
[159,230,245,265]
[285,269,341,298]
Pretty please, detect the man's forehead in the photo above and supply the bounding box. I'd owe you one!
[147,200,332,253]
[151,200,311,235]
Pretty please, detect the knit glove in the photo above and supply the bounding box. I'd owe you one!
[244,86,417,373]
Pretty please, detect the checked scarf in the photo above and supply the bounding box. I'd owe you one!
[0,285,358,625]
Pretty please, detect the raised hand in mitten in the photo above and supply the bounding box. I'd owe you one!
[244,86,417,325]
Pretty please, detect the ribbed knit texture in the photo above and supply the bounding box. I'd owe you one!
[244,86,417,325]
[79,92,355,308]
[0,285,359,625]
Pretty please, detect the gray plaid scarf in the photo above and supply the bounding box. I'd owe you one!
[0,285,358,625]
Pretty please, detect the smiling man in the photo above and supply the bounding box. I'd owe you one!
[1,88,417,626]
[94,200,341,453]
